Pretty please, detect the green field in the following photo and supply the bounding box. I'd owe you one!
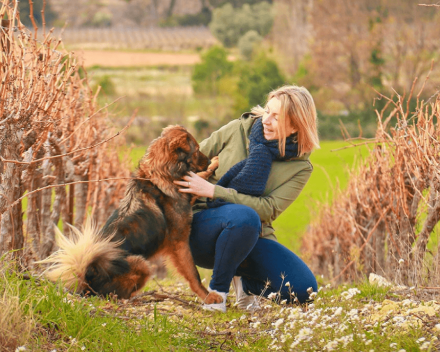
[130,140,371,254]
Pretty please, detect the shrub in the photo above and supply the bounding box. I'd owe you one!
[177,7,212,26]
[209,2,274,47]
[234,52,285,113]
[192,46,233,95]
[95,75,116,96]
[238,30,263,60]
[91,11,113,27]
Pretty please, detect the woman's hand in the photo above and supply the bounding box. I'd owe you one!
[174,171,216,199]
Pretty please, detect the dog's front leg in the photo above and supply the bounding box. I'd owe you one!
[168,241,223,304]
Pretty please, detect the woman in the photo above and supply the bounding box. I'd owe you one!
[174,85,320,312]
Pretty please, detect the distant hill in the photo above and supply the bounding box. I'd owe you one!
[48,0,205,27]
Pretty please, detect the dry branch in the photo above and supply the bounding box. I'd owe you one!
[0,111,136,166]
[303,86,440,287]
[0,3,135,260]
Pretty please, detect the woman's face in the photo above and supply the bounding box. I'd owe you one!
[262,97,282,140]
[262,97,296,140]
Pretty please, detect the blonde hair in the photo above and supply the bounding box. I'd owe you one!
[251,85,320,157]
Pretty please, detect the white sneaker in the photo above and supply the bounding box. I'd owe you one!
[232,276,261,311]
[202,288,228,313]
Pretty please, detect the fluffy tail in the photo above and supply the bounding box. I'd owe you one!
[39,219,127,295]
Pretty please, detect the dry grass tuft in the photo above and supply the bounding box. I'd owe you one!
[303,76,440,288]
[0,294,34,352]
[0,263,34,352]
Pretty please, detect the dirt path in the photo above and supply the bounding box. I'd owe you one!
[76,50,202,67]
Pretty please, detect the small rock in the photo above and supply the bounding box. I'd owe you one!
[406,306,437,317]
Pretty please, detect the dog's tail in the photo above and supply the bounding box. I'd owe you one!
[39,219,127,294]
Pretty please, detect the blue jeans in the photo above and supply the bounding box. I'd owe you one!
[190,204,317,303]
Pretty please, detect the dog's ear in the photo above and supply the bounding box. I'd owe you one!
[168,133,190,153]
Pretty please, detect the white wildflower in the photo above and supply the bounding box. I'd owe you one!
[366,340,372,345]
[250,321,261,328]
[273,318,284,329]
[240,315,246,320]
[285,282,290,287]
[267,292,277,300]
[280,299,287,305]
[417,337,426,343]
[390,342,397,348]
[420,342,430,350]
[307,287,313,294]
[340,288,361,300]
[398,350,406,352]
[392,316,406,325]
[269,338,279,349]
[348,309,359,318]
[15,347,26,352]
[324,340,339,351]
[101,323,107,327]
[333,307,343,316]
[298,327,312,338]
[339,334,354,348]
[309,292,317,299]
[398,258,404,265]
[81,347,86,351]
[337,324,348,333]
[290,340,300,349]
[229,319,236,324]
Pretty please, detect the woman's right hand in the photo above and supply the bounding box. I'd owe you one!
[174,172,216,199]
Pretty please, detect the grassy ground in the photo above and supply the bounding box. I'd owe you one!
[2,258,439,352]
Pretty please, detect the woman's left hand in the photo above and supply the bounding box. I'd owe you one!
[174,171,216,199]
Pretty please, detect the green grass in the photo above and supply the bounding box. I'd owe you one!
[2,258,437,352]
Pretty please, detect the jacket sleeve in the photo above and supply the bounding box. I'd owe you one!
[199,119,241,158]
[212,164,312,224]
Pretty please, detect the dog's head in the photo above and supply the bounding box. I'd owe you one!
[140,125,210,179]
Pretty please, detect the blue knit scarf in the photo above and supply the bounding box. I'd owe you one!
[208,117,298,208]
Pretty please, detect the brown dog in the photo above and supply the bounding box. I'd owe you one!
[41,125,223,305]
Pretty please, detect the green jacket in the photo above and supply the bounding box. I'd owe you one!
[193,114,313,241]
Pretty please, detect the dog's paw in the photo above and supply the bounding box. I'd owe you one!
[197,156,219,180]
[204,291,224,304]
[207,156,219,172]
